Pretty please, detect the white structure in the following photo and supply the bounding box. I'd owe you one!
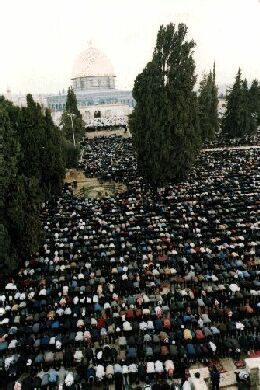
[47,46,134,128]
[3,89,48,108]
[245,358,260,388]
[72,47,116,91]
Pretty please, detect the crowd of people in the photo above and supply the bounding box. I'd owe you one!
[84,117,127,129]
[80,137,136,183]
[0,135,259,390]
[203,130,260,149]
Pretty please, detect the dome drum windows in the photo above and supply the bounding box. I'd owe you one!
[80,79,85,90]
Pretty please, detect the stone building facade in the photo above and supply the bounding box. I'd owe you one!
[47,46,134,127]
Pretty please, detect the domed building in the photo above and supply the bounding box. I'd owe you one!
[72,47,116,91]
[47,46,134,128]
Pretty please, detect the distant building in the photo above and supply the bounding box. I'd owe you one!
[47,46,135,127]
[3,89,48,108]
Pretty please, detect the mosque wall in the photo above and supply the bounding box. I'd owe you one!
[47,90,134,112]
[72,76,116,91]
[51,103,132,127]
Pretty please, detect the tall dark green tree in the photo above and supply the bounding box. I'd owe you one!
[60,87,85,144]
[0,95,65,275]
[0,102,20,272]
[41,109,66,196]
[18,95,65,198]
[65,87,80,114]
[223,68,242,137]
[198,63,219,140]
[18,95,45,179]
[6,174,43,263]
[130,23,201,186]
[63,140,80,168]
[223,69,257,137]
[0,99,42,272]
[248,79,260,127]
[241,79,251,134]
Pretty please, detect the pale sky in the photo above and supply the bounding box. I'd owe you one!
[0,0,259,94]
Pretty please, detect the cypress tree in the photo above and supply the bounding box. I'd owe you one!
[222,69,257,138]
[41,109,66,196]
[65,87,81,114]
[211,62,219,136]
[241,79,251,134]
[0,95,66,274]
[18,94,47,186]
[131,23,201,186]
[248,79,260,129]
[61,87,85,144]
[198,64,219,141]
[0,103,20,272]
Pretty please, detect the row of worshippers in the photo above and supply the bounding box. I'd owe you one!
[0,138,259,389]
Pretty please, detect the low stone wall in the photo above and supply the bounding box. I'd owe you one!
[65,169,127,198]
[245,358,260,389]
[85,129,131,139]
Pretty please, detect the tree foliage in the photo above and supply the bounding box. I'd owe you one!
[60,87,85,144]
[223,69,258,138]
[0,95,65,275]
[248,79,260,127]
[130,23,201,186]
[63,139,80,168]
[198,63,219,140]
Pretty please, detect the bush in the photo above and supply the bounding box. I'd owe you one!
[63,140,80,168]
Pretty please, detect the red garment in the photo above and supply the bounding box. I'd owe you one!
[97,318,106,329]
[163,319,171,329]
[126,309,135,319]
[196,329,205,340]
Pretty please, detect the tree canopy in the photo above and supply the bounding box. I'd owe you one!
[0,95,65,275]
[130,23,201,186]
[222,69,258,138]
[198,63,219,140]
[248,79,260,128]
[60,87,85,145]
